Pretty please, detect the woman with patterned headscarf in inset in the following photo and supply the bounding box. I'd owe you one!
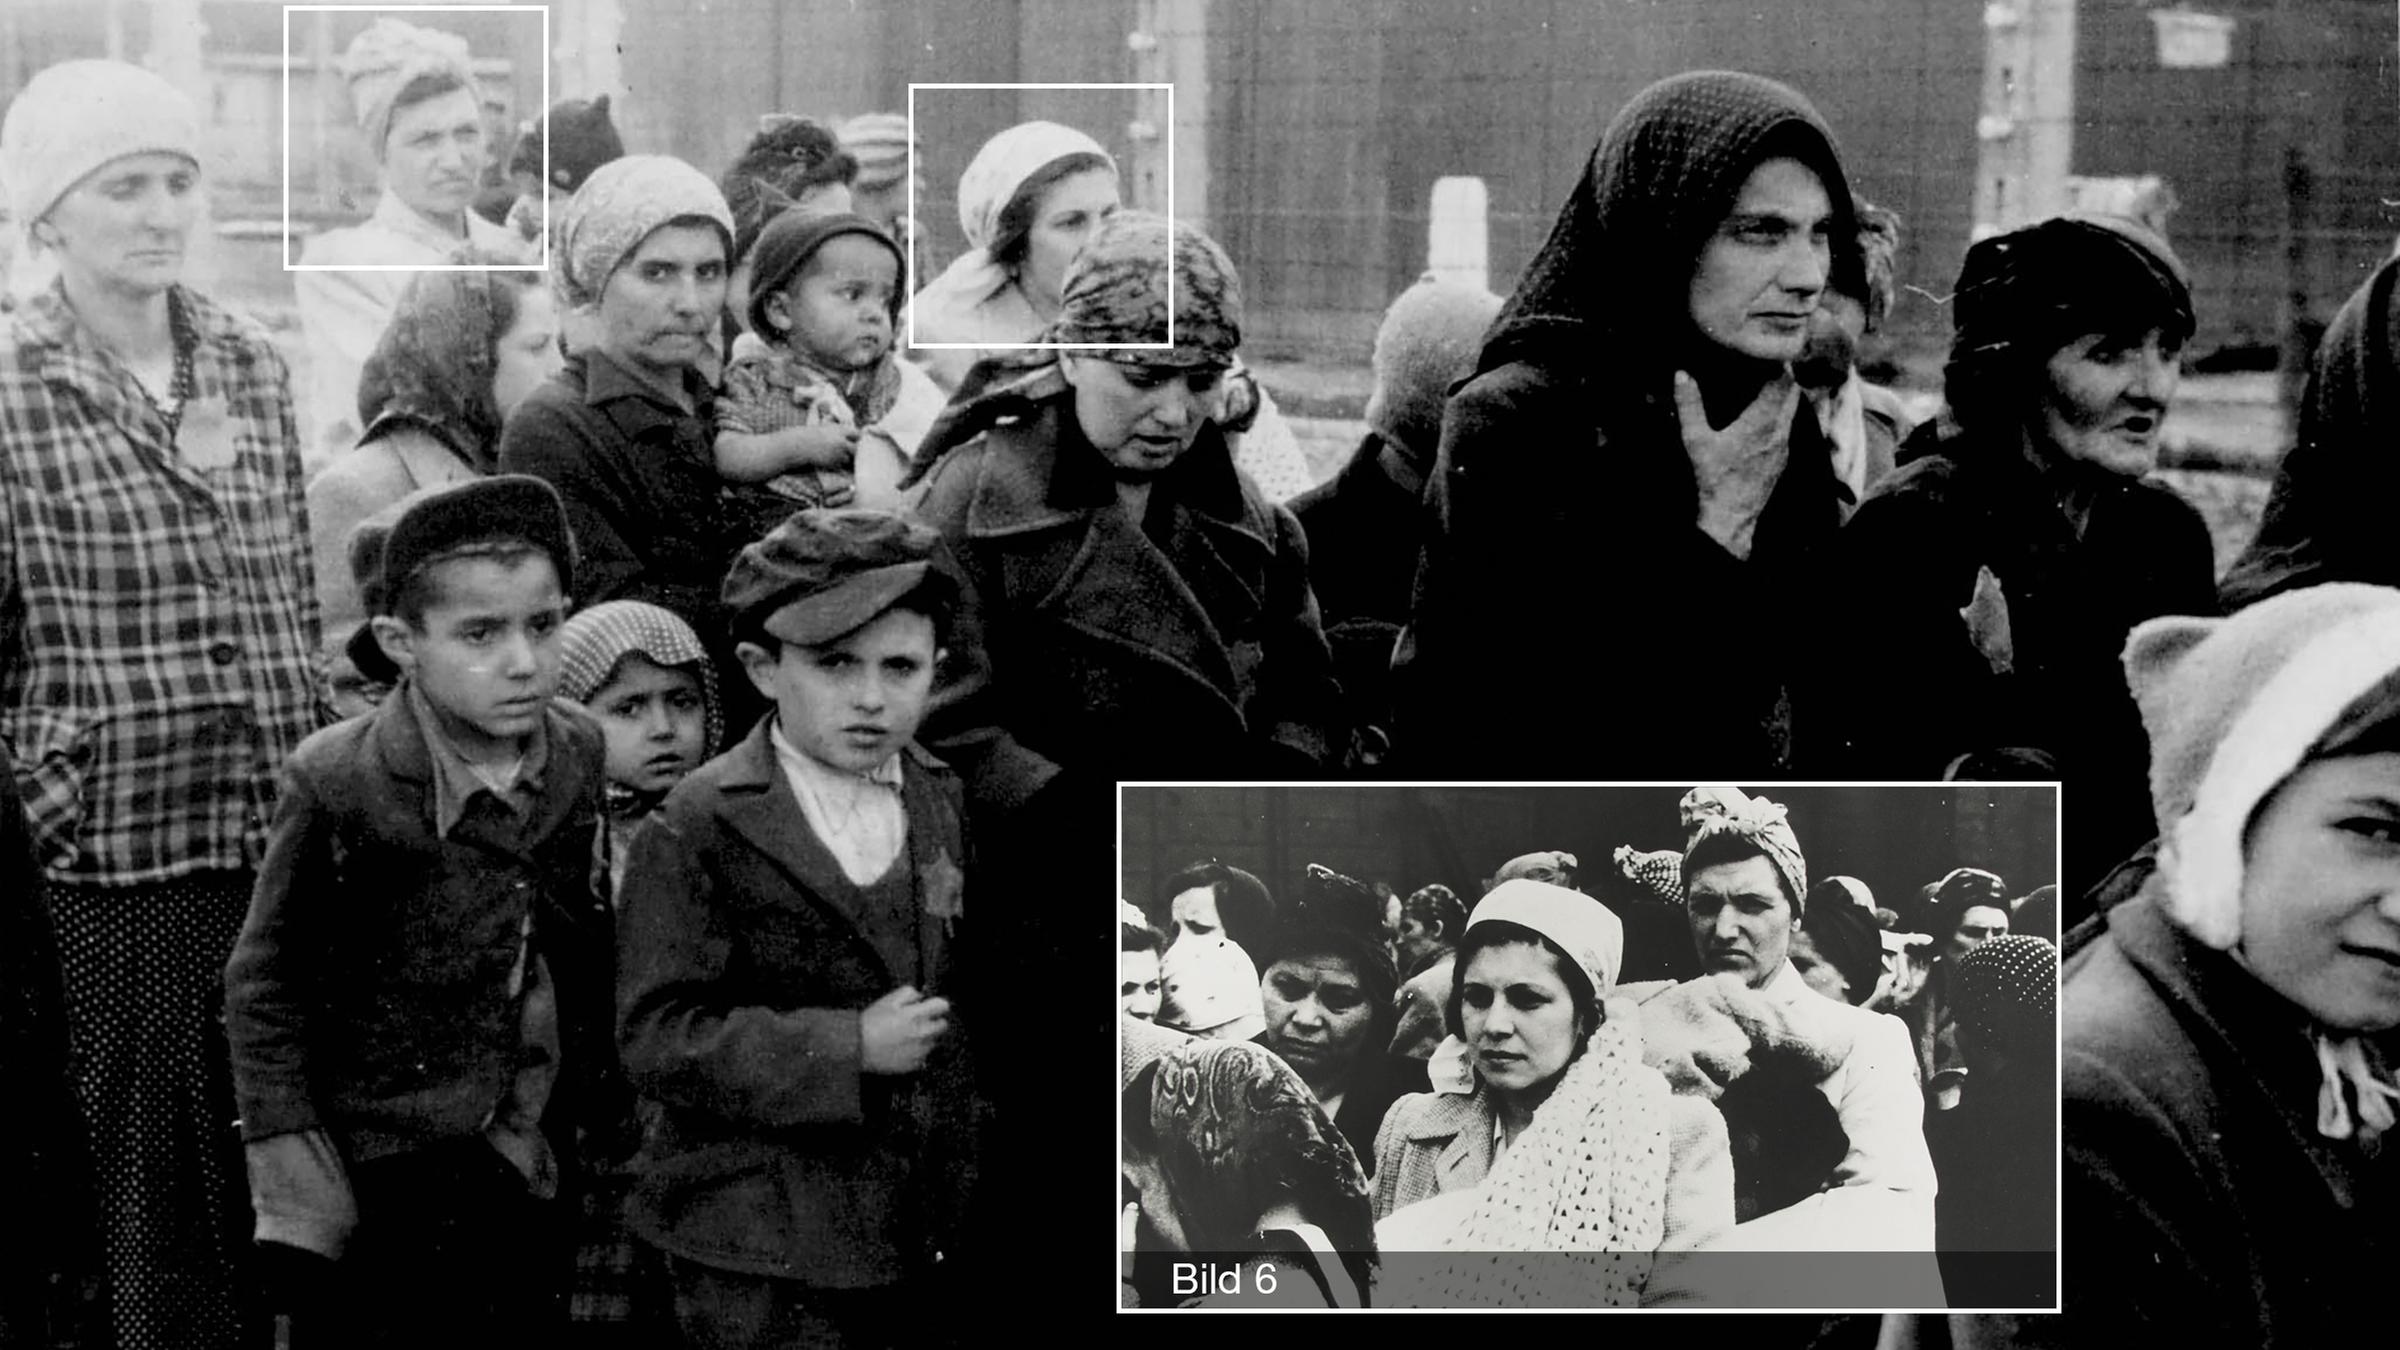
[1807,213,2218,903]
[296,16,533,463]
[1398,70,1865,779]
[1931,934,2056,1309]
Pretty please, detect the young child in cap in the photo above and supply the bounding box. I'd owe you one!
[224,475,618,1345]
[557,599,724,896]
[615,506,977,1346]
[713,211,944,512]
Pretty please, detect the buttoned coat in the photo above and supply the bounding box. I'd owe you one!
[614,720,978,1287]
[223,689,614,1163]
[911,398,1347,802]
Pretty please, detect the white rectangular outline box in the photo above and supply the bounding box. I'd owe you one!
[906,82,1173,352]
[282,4,548,273]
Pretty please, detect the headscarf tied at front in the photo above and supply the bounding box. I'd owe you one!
[1681,787,1809,919]
[554,155,736,310]
[340,17,478,159]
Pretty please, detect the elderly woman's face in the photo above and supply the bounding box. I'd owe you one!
[2239,753,2400,1032]
[384,86,486,219]
[1021,166,1119,310]
[1460,940,1582,1098]
[1063,356,1225,475]
[1260,955,1374,1086]
[597,224,729,373]
[1687,156,1834,363]
[2035,327,2180,476]
[491,284,562,420]
[41,152,201,297]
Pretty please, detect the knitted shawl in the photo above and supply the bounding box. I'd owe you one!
[1391,1010,1670,1308]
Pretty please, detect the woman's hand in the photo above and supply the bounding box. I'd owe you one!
[1674,370,1798,560]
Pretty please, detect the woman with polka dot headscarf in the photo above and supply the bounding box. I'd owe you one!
[1929,934,2055,1308]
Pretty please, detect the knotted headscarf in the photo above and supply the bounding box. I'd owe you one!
[1680,787,1809,918]
[1044,209,1242,367]
[1145,1038,1373,1255]
[1942,213,2195,431]
[554,155,735,310]
[340,17,478,160]
[356,268,538,471]
[914,121,1115,312]
[556,599,726,765]
[1476,69,1858,378]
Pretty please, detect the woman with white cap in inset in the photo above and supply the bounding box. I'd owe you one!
[1370,879,1734,1306]
[1,58,323,1350]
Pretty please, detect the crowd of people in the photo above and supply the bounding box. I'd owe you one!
[4,2,2400,1338]
[1119,788,2057,1309]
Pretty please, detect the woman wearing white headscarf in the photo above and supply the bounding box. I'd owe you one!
[2,59,321,1350]
[1370,880,1734,1307]
[295,17,531,464]
[907,120,1315,500]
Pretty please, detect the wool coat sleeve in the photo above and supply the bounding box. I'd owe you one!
[496,394,650,614]
[223,756,339,1142]
[613,806,866,1129]
[1254,501,1351,769]
[2060,1046,2215,1331]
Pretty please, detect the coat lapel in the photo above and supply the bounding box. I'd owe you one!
[713,721,898,976]
[1408,1087,1496,1192]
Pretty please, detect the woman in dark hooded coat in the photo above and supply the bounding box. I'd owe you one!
[1805,215,2218,899]
[1396,70,1863,778]
[2218,253,2400,609]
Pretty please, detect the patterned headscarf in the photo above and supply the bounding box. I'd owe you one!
[1477,69,1858,378]
[1953,934,2055,1062]
[555,155,735,310]
[1681,787,1809,919]
[340,17,478,160]
[1146,1038,1373,1255]
[1043,210,1243,368]
[839,112,919,193]
[356,267,539,471]
[557,600,726,765]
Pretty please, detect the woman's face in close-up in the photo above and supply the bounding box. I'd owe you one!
[1063,355,1225,473]
[490,284,563,420]
[2035,326,2180,477]
[1168,885,1222,946]
[1259,955,1374,1083]
[2239,752,2400,1032]
[1120,946,1163,1021]
[384,86,487,220]
[597,223,729,374]
[1686,155,1834,364]
[1459,940,1584,1097]
[41,152,202,298]
[1019,166,1119,310]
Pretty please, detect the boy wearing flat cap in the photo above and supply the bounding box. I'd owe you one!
[615,507,977,1348]
[224,475,618,1343]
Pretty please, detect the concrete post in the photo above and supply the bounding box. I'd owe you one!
[1971,0,2076,239]
[1427,177,1488,292]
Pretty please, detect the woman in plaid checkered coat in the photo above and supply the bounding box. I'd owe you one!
[1,61,321,1350]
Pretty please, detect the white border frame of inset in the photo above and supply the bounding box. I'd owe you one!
[282,4,548,273]
[906,82,1174,353]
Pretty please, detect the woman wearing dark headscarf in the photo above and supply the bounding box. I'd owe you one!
[307,265,562,710]
[1252,865,1425,1172]
[909,209,1349,793]
[1397,70,1862,778]
[1809,215,2218,898]
[2064,582,2400,1342]
[1121,1037,1376,1307]
[2219,254,2400,610]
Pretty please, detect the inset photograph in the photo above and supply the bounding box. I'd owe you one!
[1119,782,2059,1311]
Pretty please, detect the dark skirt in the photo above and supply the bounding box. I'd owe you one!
[47,871,261,1350]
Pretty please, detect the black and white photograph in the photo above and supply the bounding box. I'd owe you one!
[3,0,2400,1344]
[1118,782,2060,1312]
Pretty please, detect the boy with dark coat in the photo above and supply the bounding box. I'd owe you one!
[615,508,976,1349]
[224,476,617,1344]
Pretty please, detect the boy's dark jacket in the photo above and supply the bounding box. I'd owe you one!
[224,689,620,1163]
[614,718,977,1287]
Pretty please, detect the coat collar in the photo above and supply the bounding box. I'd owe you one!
[1400,1082,1499,1189]
[961,400,1267,543]
[2107,888,2379,1197]
[578,346,706,422]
